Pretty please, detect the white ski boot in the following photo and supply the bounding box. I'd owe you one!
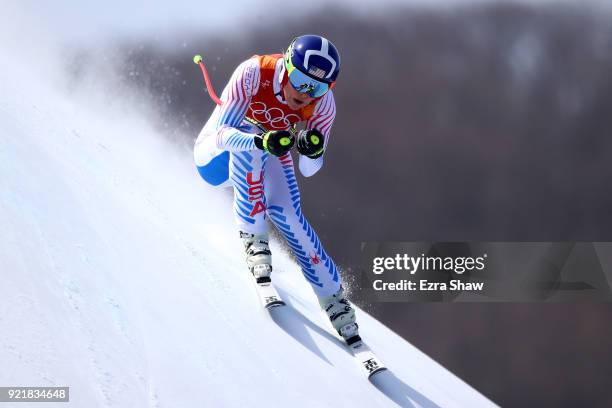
[318,286,360,344]
[240,231,272,282]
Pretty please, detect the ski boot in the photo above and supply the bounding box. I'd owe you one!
[240,231,272,283]
[318,286,361,345]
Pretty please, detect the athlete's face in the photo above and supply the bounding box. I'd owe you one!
[283,81,315,110]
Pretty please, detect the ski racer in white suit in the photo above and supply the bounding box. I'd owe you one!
[194,35,359,341]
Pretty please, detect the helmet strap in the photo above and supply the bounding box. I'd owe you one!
[280,64,290,89]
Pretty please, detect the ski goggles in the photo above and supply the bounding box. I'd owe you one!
[285,54,333,98]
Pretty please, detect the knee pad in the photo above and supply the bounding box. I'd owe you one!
[196,151,230,186]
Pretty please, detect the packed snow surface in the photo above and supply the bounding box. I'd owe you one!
[0,51,496,408]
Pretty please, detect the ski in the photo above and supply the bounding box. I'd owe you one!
[253,275,385,377]
[348,339,387,378]
[339,324,387,378]
[252,276,285,309]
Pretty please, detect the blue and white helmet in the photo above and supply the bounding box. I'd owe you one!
[284,35,341,98]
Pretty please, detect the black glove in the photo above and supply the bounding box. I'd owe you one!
[254,130,295,157]
[296,129,325,159]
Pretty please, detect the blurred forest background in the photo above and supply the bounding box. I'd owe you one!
[71,2,612,406]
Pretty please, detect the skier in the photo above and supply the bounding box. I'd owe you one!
[194,35,359,342]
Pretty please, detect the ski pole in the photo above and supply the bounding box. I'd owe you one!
[193,54,223,106]
[193,54,297,136]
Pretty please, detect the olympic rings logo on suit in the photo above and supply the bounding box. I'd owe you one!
[248,102,301,130]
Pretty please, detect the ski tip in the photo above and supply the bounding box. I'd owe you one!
[367,366,388,379]
[264,300,286,309]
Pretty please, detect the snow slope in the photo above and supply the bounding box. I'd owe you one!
[0,52,496,408]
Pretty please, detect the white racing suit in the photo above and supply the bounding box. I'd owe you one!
[193,55,341,298]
